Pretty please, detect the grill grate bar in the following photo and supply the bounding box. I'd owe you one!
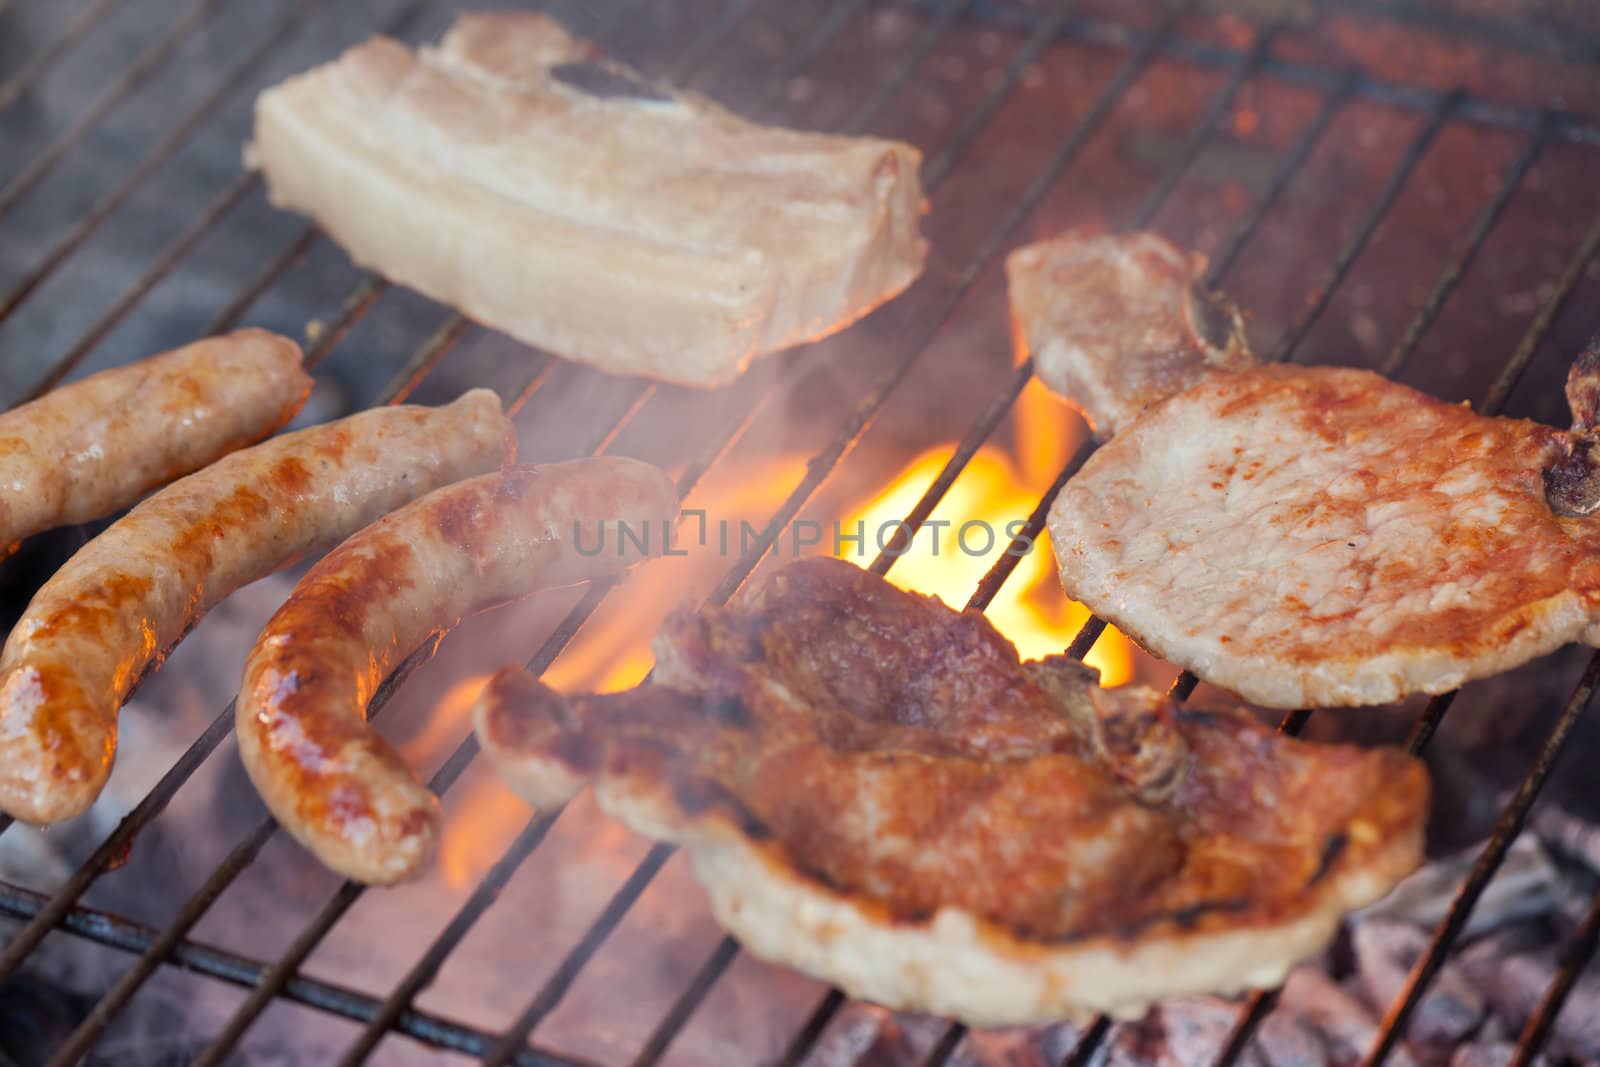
[706,0,1189,615]
[867,22,1280,574]
[1361,652,1600,1067]
[1204,72,1358,287]
[922,1022,968,1067]
[0,0,226,217]
[331,811,562,1067]
[774,990,848,1067]
[0,0,122,114]
[477,842,677,1066]
[202,222,322,334]
[188,673,532,1063]
[660,0,766,84]
[1059,1015,1114,1067]
[373,315,481,407]
[1509,882,1600,1067]
[17,170,261,401]
[750,0,876,116]
[629,936,743,1067]
[1129,27,1283,232]
[1480,214,1600,416]
[1270,90,1460,364]
[0,881,599,1067]
[1379,121,1551,379]
[898,0,1600,146]
[850,0,977,132]
[0,0,338,344]
[921,4,1076,191]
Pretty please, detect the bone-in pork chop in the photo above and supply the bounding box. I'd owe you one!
[1017,229,1600,706]
[473,558,1427,1023]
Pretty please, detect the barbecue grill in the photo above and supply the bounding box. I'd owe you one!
[3,0,1600,1063]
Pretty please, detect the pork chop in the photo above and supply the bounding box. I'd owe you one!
[1006,229,1253,440]
[474,558,1427,1023]
[1048,357,1600,707]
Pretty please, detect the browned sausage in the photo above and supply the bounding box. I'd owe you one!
[0,390,514,825]
[0,329,311,550]
[236,458,679,884]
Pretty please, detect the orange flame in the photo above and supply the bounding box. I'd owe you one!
[420,673,524,892]
[434,384,1137,886]
[835,379,1133,686]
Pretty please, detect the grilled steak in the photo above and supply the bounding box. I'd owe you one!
[473,557,1426,1024]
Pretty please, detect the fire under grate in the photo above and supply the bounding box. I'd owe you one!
[2,0,1600,1064]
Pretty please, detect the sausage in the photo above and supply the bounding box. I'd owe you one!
[0,389,514,825]
[0,329,311,550]
[235,458,679,884]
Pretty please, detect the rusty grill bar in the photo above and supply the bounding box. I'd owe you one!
[1,0,1599,1064]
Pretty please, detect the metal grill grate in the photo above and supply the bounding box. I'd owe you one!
[2,0,1599,1064]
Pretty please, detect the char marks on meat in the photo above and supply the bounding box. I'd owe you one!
[474,558,1426,1024]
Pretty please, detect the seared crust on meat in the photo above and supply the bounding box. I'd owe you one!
[0,391,513,825]
[1050,364,1600,707]
[1006,231,1253,439]
[237,459,678,884]
[474,558,1426,1023]
[248,13,926,388]
[0,329,310,550]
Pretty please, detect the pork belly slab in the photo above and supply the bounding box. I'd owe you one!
[474,558,1426,1024]
[249,13,926,387]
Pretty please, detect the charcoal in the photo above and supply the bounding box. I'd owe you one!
[1352,920,1486,1051]
[1502,952,1600,1061]
[1533,804,1600,890]
[1448,1042,1522,1067]
[0,971,92,1067]
[1356,835,1560,939]
[805,1004,919,1066]
[1278,968,1419,1067]
[1105,998,1257,1067]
